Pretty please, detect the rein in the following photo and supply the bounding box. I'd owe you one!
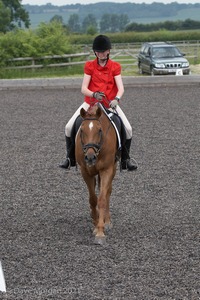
[90,94,110,107]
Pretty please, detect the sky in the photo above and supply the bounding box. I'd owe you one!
[22,0,199,6]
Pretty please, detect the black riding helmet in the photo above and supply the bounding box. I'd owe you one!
[92,35,111,52]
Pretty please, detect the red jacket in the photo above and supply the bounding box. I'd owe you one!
[84,58,121,108]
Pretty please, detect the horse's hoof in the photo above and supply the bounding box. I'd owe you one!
[93,228,98,235]
[105,223,113,231]
[94,236,106,246]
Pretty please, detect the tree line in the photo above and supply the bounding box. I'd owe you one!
[24,2,200,23]
[32,14,200,34]
[51,13,200,34]
[1,1,200,34]
[125,19,200,32]
[52,13,129,34]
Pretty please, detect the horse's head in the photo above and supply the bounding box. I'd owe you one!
[80,106,103,167]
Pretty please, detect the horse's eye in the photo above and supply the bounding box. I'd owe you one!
[80,129,86,140]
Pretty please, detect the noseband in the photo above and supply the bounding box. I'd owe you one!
[80,117,103,156]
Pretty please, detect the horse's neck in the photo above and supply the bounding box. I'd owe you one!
[100,111,110,129]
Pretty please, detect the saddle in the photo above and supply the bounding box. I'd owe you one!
[98,103,126,150]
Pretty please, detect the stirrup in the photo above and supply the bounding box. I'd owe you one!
[127,158,138,171]
[59,157,71,169]
[121,158,138,171]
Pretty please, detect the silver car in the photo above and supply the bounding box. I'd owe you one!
[138,42,190,76]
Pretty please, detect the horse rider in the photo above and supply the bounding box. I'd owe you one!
[59,34,138,171]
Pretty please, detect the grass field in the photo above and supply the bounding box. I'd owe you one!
[131,8,200,24]
[29,12,71,28]
[28,8,200,29]
[1,61,199,79]
[1,42,200,79]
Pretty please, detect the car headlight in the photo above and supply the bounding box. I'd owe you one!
[154,63,165,68]
[182,62,189,67]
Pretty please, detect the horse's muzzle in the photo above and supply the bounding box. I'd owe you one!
[84,151,97,167]
[83,143,100,167]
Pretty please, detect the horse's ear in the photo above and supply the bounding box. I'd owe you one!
[96,107,102,119]
[80,108,86,118]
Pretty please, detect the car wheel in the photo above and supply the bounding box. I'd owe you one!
[150,66,155,76]
[138,63,144,75]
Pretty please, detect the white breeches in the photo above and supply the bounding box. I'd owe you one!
[65,103,132,139]
[65,102,90,137]
[113,105,132,139]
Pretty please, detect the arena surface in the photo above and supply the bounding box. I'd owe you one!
[0,78,199,299]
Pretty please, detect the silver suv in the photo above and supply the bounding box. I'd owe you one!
[138,42,190,76]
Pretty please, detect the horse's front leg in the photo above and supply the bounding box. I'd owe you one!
[94,169,115,244]
[81,170,98,227]
[103,167,116,229]
[104,182,112,230]
[94,192,106,244]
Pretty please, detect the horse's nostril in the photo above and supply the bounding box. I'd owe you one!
[85,155,94,161]
[85,154,96,166]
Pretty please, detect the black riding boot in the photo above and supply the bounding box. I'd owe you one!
[59,136,76,169]
[121,138,138,171]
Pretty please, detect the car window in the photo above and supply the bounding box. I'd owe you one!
[171,47,182,57]
[152,46,182,58]
[143,46,150,55]
[152,47,166,58]
[140,44,146,53]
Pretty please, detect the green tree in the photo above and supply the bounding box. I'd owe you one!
[67,14,80,33]
[0,0,11,33]
[82,14,97,33]
[119,14,129,31]
[50,15,63,24]
[0,21,73,66]
[110,14,118,33]
[182,18,200,30]
[35,21,72,55]
[0,0,30,32]
[100,14,111,32]
[100,13,129,33]
[125,18,200,32]
[50,15,70,32]
[86,25,98,35]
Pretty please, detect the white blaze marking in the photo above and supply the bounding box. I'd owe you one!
[89,121,94,131]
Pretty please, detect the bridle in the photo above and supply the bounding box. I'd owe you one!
[80,117,103,157]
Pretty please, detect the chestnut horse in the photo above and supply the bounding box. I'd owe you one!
[75,104,118,244]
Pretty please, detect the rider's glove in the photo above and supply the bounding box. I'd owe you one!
[92,91,105,101]
[110,96,120,109]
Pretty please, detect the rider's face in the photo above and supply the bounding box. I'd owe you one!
[95,50,110,60]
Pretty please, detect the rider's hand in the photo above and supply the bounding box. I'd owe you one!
[92,91,105,101]
[110,99,119,109]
